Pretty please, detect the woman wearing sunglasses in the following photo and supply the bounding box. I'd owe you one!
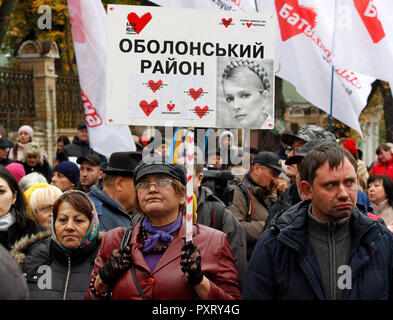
[87,157,241,300]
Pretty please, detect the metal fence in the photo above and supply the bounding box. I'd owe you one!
[56,73,85,129]
[0,67,35,133]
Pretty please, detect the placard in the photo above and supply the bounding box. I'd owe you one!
[106,5,275,129]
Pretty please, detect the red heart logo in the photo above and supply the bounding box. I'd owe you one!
[186,214,192,222]
[148,80,162,93]
[167,103,175,111]
[187,154,194,162]
[187,175,192,183]
[188,136,194,144]
[195,106,209,119]
[275,0,317,41]
[222,18,232,28]
[189,88,203,101]
[187,196,193,204]
[127,12,152,34]
[246,22,252,28]
[139,100,158,117]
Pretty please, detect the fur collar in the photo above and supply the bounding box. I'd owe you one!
[10,229,105,267]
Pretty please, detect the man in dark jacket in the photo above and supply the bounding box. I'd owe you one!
[267,125,337,228]
[243,142,393,300]
[0,137,14,166]
[88,152,142,231]
[62,123,91,160]
[190,160,247,288]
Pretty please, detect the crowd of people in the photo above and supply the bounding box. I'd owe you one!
[1,122,393,300]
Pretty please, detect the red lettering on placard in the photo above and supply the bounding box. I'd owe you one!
[354,0,385,43]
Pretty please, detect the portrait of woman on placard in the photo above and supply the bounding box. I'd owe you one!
[217,58,274,129]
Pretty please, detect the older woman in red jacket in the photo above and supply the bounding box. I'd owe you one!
[86,157,241,300]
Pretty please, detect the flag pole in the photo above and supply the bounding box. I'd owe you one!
[329,0,339,133]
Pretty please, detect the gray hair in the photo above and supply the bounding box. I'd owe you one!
[19,172,48,193]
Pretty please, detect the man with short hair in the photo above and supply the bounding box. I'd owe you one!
[62,123,91,160]
[267,126,337,226]
[76,154,104,192]
[88,151,142,231]
[243,142,393,300]
[370,143,393,180]
[51,161,80,191]
[227,151,286,260]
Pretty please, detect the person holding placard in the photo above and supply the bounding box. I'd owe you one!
[221,59,273,129]
[86,157,241,300]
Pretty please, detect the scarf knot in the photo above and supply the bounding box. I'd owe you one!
[141,212,182,253]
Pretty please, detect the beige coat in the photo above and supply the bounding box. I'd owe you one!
[372,200,393,226]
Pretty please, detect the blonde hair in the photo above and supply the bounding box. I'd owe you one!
[21,142,43,165]
[29,185,62,220]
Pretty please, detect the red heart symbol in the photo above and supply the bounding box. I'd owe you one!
[187,196,193,204]
[167,103,175,111]
[187,154,194,162]
[189,88,203,101]
[195,106,209,119]
[222,18,232,28]
[127,12,152,35]
[186,214,192,222]
[148,80,162,93]
[275,0,317,42]
[139,100,158,117]
[246,22,252,28]
[188,136,194,144]
[187,175,192,183]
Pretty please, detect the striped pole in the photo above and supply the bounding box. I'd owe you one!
[185,128,194,242]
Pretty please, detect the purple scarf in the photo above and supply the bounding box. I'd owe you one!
[141,212,182,253]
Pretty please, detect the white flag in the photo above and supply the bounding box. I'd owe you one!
[259,0,375,135]
[67,0,135,157]
[332,0,393,83]
[149,0,257,11]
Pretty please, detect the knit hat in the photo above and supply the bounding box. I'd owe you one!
[343,138,358,155]
[24,183,50,218]
[53,161,80,186]
[5,163,26,182]
[18,125,34,139]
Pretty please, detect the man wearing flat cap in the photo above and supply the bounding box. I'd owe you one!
[0,137,14,166]
[88,151,142,231]
[227,151,287,260]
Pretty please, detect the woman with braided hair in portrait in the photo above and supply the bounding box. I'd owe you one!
[221,59,273,129]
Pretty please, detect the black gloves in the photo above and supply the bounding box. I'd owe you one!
[98,246,132,288]
[180,241,204,286]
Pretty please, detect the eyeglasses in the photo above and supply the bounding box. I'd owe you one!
[36,204,53,214]
[285,145,302,155]
[135,179,174,192]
